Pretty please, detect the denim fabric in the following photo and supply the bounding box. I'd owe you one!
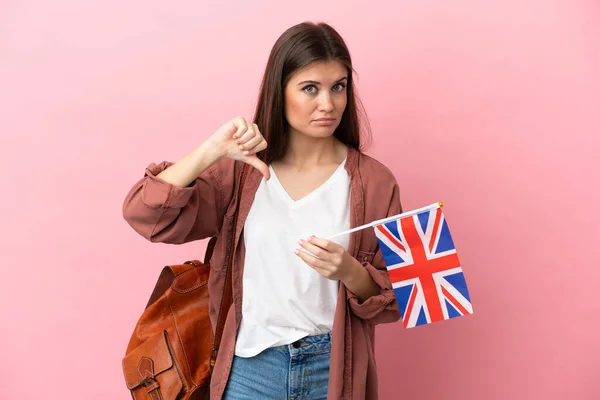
[223,332,331,399]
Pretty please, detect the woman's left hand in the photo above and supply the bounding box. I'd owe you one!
[294,236,362,283]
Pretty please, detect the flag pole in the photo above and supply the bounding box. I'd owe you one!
[326,202,444,240]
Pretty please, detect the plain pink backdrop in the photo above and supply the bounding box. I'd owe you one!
[1,1,599,399]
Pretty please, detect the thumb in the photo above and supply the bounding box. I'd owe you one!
[244,155,271,181]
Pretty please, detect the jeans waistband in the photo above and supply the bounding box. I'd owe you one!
[287,332,332,355]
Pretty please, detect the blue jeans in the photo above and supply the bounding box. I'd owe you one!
[223,332,331,399]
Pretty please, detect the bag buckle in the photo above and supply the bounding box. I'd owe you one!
[141,376,160,392]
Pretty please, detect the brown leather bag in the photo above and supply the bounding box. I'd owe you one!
[122,164,248,400]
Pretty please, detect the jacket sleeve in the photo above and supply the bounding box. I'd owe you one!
[122,159,235,244]
[346,182,402,325]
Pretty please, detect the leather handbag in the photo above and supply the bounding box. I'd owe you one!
[122,164,248,400]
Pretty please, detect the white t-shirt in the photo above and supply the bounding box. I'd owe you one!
[234,159,351,358]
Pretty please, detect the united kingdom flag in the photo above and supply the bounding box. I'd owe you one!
[374,206,473,328]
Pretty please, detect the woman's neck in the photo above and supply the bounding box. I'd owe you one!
[279,130,346,170]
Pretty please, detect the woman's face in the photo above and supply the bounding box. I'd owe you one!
[284,60,348,139]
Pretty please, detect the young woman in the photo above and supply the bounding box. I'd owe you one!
[123,21,403,399]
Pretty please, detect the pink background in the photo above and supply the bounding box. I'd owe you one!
[1,1,599,399]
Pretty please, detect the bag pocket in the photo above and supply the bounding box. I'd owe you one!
[122,330,184,400]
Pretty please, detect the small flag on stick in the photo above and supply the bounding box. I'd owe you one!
[327,202,473,328]
[373,202,473,328]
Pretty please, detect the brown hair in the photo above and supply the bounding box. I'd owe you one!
[253,22,371,164]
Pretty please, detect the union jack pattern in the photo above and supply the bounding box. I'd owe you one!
[374,207,473,328]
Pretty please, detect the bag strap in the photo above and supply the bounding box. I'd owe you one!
[210,163,249,369]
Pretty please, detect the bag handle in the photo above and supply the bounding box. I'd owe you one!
[210,163,249,368]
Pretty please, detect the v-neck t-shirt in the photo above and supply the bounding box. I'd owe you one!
[234,159,351,357]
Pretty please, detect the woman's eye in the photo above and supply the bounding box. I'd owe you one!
[303,85,317,94]
[333,83,346,92]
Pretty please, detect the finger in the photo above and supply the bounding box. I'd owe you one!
[239,133,264,153]
[294,247,329,270]
[244,139,267,156]
[236,125,257,145]
[244,156,271,180]
[243,123,263,147]
[240,123,266,154]
[257,139,268,152]
[232,117,248,139]
[298,239,332,261]
[305,236,341,253]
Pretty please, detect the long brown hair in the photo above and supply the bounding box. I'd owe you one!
[253,22,371,164]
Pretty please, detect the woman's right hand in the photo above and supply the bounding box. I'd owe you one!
[209,116,270,180]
